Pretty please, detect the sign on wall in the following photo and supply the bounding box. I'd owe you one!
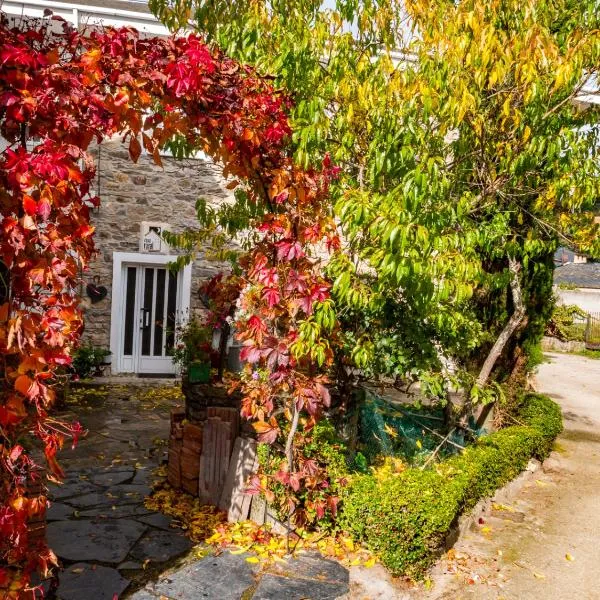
[140,221,171,254]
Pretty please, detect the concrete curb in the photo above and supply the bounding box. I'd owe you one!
[445,457,541,550]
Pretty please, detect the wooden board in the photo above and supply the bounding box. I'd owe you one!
[249,494,267,525]
[207,407,239,438]
[198,417,233,504]
[218,437,258,522]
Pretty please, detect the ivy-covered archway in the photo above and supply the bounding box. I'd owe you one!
[0,15,338,595]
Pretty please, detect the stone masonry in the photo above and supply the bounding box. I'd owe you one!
[80,138,233,355]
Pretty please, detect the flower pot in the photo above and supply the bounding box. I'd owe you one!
[227,344,244,373]
[188,361,211,384]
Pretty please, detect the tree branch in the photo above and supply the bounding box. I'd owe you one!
[475,256,525,388]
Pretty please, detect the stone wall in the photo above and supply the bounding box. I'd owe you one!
[81,138,233,353]
[540,336,586,353]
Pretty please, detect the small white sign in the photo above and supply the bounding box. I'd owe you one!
[140,221,170,254]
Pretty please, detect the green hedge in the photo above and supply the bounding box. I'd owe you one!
[339,393,562,578]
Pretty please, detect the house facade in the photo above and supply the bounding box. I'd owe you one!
[3,0,235,375]
[82,140,232,376]
[554,263,600,315]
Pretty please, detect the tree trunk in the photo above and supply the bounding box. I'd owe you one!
[474,257,525,428]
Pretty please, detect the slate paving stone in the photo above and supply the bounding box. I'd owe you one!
[66,491,124,509]
[90,468,135,486]
[46,502,73,521]
[118,561,143,571]
[47,480,100,501]
[136,512,175,530]
[77,503,152,519]
[58,563,130,600]
[131,468,153,486]
[252,574,348,600]
[265,552,350,584]
[67,484,152,509]
[149,551,259,600]
[129,529,192,563]
[47,519,147,564]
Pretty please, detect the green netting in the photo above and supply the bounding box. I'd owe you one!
[356,388,465,466]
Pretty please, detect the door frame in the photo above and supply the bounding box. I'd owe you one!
[109,251,192,374]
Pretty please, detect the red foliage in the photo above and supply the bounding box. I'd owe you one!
[0,11,339,595]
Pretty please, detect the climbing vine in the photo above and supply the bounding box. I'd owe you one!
[0,14,336,594]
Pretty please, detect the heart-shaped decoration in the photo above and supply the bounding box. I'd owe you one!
[86,283,108,303]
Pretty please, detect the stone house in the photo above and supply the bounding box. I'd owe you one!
[81,140,233,376]
[3,0,236,376]
[5,0,600,374]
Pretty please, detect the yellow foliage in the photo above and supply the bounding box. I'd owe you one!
[145,485,377,568]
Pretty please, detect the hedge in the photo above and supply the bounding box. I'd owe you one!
[339,393,562,578]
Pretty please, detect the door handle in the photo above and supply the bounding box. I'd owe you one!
[140,308,150,328]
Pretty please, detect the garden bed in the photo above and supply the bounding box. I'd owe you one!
[339,393,563,578]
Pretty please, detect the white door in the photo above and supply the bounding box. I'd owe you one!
[119,263,182,374]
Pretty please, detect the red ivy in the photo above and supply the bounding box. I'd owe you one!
[0,11,340,595]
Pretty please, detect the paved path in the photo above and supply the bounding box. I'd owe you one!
[422,352,600,600]
[43,383,193,600]
[42,382,352,600]
[46,352,600,599]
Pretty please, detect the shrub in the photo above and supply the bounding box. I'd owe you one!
[339,393,562,578]
[256,419,349,529]
[71,345,111,378]
[546,303,587,342]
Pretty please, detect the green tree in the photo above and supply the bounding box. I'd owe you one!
[151,0,600,415]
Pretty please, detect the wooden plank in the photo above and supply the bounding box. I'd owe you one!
[218,437,258,522]
[198,417,219,503]
[198,417,234,505]
[207,407,239,438]
[213,421,231,504]
[249,494,267,525]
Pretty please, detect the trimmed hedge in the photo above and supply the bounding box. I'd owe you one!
[339,393,562,578]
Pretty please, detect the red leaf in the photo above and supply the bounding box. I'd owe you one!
[129,136,142,163]
[22,195,37,216]
[252,419,279,444]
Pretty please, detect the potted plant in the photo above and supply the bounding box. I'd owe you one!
[71,345,111,379]
[172,319,213,383]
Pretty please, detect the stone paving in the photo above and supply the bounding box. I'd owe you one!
[44,382,192,600]
[43,382,354,600]
[129,550,349,600]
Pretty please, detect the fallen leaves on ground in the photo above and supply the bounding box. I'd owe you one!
[207,520,377,568]
[144,487,227,541]
[64,383,184,410]
[145,485,376,568]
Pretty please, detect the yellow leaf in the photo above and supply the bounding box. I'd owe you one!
[364,557,377,568]
[533,572,545,579]
[245,556,260,564]
[383,423,398,439]
[565,553,574,561]
[416,440,422,449]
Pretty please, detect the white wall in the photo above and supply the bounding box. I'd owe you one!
[556,287,600,315]
[2,0,170,36]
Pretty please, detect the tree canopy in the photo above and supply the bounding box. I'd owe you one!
[151,0,600,400]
